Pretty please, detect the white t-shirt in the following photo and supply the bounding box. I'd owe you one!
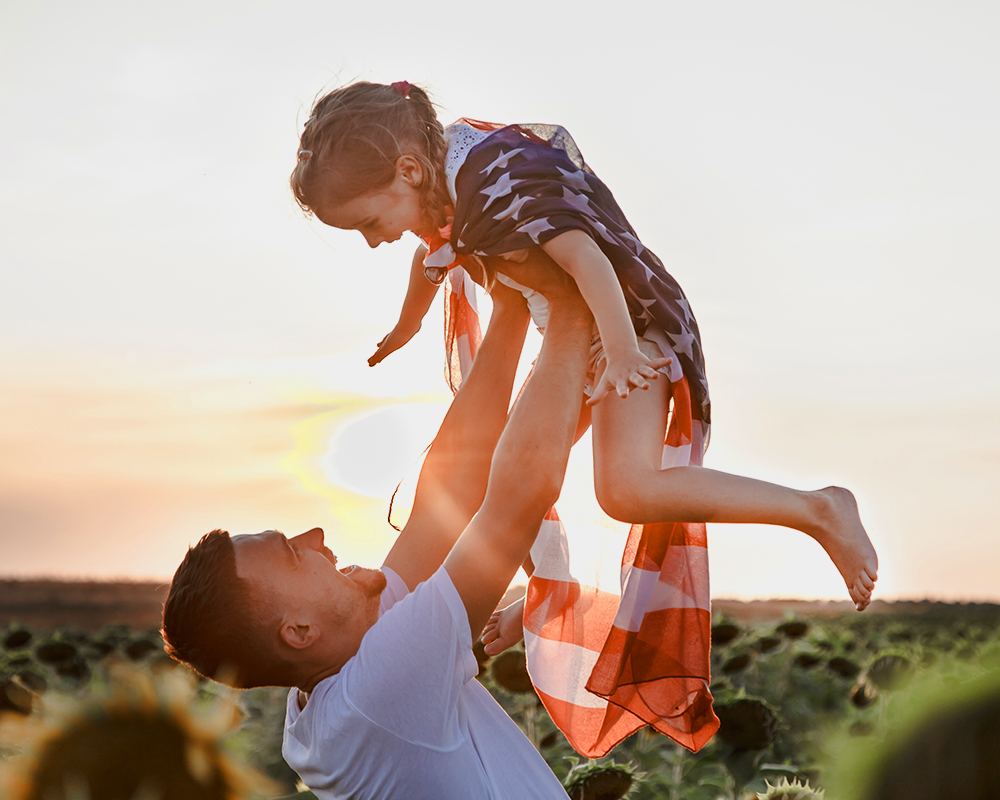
[282,566,568,799]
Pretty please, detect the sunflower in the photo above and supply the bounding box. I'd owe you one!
[714,697,777,750]
[755,777,825,800]
[0,664,277,800]
[491,649,535,695]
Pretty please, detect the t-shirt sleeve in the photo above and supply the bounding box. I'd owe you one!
[340,567,479,750]
[378,565,410,614]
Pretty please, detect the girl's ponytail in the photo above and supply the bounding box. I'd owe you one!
[405,84,450,229]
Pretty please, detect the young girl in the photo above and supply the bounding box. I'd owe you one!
[290,80,878,755]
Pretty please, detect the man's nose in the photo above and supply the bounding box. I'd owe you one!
[290,527,324,549]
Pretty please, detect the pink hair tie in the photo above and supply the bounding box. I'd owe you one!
[297,149,313,161]
[391,81,411,98]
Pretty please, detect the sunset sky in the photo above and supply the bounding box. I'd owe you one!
[1,0,997,602]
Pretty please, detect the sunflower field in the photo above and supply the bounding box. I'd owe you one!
[2,603,999,799]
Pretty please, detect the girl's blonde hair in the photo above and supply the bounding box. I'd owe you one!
[290,81,450,228]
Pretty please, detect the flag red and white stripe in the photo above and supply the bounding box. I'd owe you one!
[524,373,717,756]
[436,265,718,756]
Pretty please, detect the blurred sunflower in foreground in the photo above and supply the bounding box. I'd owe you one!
[824,655,1000,800]
[0,664,278,800]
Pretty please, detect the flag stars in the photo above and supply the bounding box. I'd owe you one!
[561,187,595,216]
[592,220,617,244]
[480,172,523,210]
[621,232,645,256]
[462,141,711,418]
[627,287,657,324]
[668,328,696,360]
[494,193,532,222]
[556,166,592,192]
[519,218,555,243]
[676,297,694,324]
[481,148,525,176]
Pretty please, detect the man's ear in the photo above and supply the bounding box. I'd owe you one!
[280,620,320,650]
[396,155,424,188]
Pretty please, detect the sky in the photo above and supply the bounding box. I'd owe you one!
[1,0,998,601]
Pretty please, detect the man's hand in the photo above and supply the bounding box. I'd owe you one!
[485,268,530,314]
[484,249,581,307]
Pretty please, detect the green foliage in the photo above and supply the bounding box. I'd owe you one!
[2,604,999,799]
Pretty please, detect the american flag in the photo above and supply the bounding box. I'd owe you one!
[425,121,719,755]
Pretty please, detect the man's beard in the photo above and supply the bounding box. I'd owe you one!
[356,566,388,598]
[368,569,388,598]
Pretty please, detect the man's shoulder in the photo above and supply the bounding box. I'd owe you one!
[378,565,411,615]
[378,566,467,633]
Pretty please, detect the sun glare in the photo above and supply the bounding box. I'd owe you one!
[321,402,449,498]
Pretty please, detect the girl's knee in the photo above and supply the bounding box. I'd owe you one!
[594,469,640,522]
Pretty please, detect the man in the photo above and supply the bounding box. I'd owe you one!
[162,257,658,798]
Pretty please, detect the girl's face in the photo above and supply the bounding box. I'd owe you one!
[317,156,432,246]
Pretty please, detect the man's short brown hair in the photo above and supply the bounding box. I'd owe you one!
[161,529,291,688]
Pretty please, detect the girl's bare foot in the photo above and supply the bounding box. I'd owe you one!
[481,598,526,656]
[808,487,879,611]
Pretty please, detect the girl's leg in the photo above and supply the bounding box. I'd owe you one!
[591,373,879,610]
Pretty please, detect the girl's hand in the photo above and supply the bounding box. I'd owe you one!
[588,348,672,406]
[368,320,422,366]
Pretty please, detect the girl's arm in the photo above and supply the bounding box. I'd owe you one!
[540,230,669,405]
[368,243,440,366]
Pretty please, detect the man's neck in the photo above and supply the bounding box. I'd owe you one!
[294,595,381,697]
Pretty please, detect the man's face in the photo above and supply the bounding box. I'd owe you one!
[232,528,386,633]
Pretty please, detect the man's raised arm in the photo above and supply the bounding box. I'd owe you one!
[444,265,594,639]
[383,270,531,590]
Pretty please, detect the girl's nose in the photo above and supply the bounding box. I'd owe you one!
[363,232,382,248]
